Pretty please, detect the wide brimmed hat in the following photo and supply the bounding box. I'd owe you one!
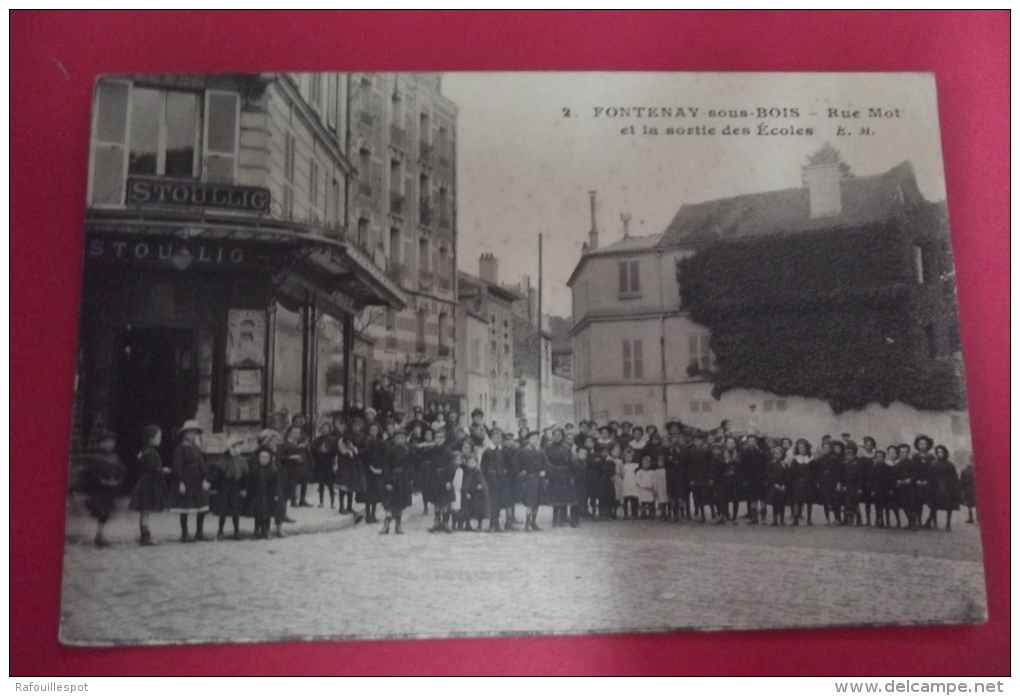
[257,428,282,445]
[178,420,204,436]
[225,435,246,449]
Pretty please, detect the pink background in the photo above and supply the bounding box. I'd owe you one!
[10,11,1009,675]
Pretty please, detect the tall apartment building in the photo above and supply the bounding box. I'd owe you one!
[346,73,459,413]
[77,73,405,462]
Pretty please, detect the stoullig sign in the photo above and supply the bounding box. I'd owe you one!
[126,177,271,213]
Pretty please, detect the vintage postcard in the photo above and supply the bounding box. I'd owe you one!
[61,72,985,645]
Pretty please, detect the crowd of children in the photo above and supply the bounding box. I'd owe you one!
[75,409,978,546]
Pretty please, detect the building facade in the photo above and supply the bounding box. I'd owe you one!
[76,73,406,463]
[455,256,521,431]
[568,161,971,456]
[346,73,459,414]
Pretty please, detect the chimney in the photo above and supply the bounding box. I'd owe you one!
[479,253,498,284]
[588,191,599,250]
[621,212,631,239]
[804,162,843,218]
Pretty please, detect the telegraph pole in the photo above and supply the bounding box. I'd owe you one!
[537,233,543,431]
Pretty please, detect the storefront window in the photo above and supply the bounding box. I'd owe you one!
[272,304,304,421]
[316,315,345,419]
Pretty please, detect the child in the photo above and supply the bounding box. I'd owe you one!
[449,450,466,531]
[620,447,640,520]
[653,453,670,521]
[246,447,281,539]
[688,435,711,523]
[788,439,813,526]
[635,454,656,520]
[84,430,125,548]
[380,428,414,534]
[960,454,977,524]
[567,446,588,528]
[868,449,893,528]
[765,445,789,526]
[928,445,961,531]
[128,424,170,546]
[460,453,489,532]
[608,443,624,519]
[169,420,210,542]
[209,436,249,540]
[310,422,338,508]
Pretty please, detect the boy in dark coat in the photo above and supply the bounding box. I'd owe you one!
[427,430,457,533]
[480,429,508,531]
[84,430,126,548]
[516,431,550,531]
[460,454,489,531]
[246,447,281,539]
[380,429,414,534]
[928,445,962,531]
[310,422,338,508]
[209,437,249,540]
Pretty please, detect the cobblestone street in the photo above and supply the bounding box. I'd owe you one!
[60,495,987,645]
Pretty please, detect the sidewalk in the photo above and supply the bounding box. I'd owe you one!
[64,493,356,546]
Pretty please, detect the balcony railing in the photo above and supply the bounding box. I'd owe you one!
[419,141,433,163]
[358,182,372,198]
[418,271,433,291]
[389,190,405,214]
[359,111,374,127]
[389,124,407,150]
[438,276,451,292]
[416,342,427,355]
[385,335,399,351]
[438,345,451,358]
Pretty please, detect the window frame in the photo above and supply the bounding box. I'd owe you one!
[618,259,641,298]
[622,338,644,380]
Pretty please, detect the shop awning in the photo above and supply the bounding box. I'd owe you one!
[85,209,408,314]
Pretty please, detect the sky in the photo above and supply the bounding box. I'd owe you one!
[440,72,948,316]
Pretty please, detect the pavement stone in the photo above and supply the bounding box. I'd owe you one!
[59,496,988,645]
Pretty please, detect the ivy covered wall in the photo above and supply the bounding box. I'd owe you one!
[676,202,965,414]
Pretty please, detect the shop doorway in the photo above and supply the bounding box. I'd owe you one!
[113,326,200,476]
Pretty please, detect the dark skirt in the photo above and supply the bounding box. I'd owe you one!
[168,480,209,512]
[128,472,169,512]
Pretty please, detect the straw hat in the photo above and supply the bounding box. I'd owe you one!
[178,419,204,436]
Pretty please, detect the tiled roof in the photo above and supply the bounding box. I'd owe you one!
[656,162,923,248]
[586,233,663,256]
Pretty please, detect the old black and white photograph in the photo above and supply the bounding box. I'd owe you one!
[61,71,986,645]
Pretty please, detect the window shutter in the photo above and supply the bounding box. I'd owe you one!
[688,335,699,360]
[90,79,131,205]
[618,262,628,294]
[633,340,643,378]
[622,340,631,379]
[630,260,640,292]
[203,90,239,183]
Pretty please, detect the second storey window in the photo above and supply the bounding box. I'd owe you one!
[689,334,713,371]
[618,260,641,297]
[622,339,644,379]
[90,80,240,206]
